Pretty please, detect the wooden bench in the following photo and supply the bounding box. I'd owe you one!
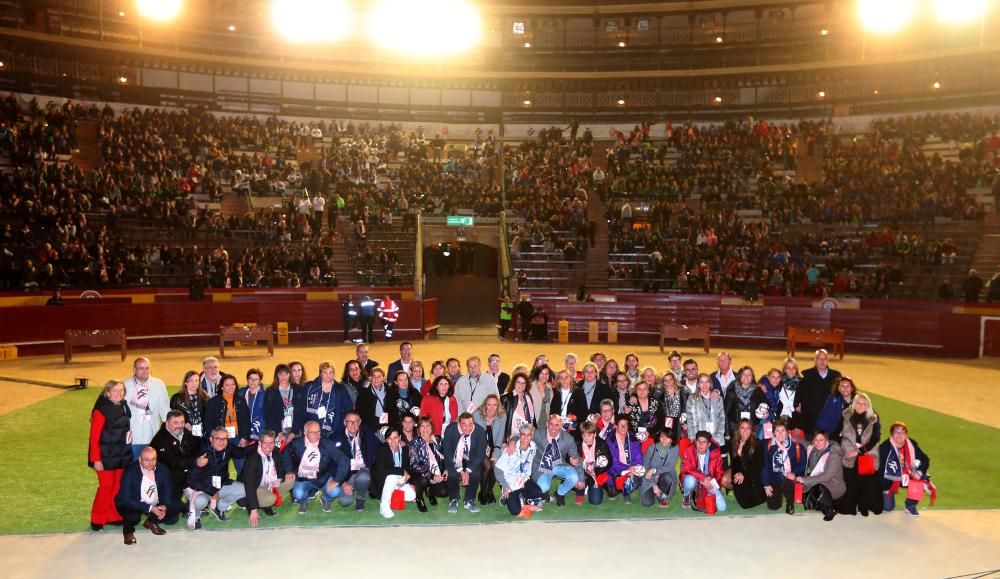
[219,325,274,357]
[659,323,710,354]
[64,328,127,363]
[786,326,845,360]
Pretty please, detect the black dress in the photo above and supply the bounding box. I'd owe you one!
[729,439,766,509]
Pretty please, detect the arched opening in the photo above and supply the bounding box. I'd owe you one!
[423,242,500,326]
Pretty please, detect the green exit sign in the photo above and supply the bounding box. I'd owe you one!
[447,216,474,227]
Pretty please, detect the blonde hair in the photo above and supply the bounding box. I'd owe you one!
[102,379,124,399]
[852,392,877,422]
[478,393,506,419]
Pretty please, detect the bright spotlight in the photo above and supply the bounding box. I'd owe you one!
[369,0,482,56]
[858,0,915,34]
[935,0,986,23]
[136,0,182,22]
[271,0,352,43]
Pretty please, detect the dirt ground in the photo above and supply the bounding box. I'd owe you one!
[2,335,998,428]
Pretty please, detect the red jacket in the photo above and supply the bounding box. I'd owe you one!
[680,442,724,482]
[378,298,399,323]
[419,395,459,436]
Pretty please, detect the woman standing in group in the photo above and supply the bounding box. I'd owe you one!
[659,372,686,434]
[409,361,429,394]
[724,419,766,509]
[475,393,506,504]
[204,374,250,472]
[600,359,620,389]
[170,370,207,439]
[340,359,367,406]
[422,361,446,396]
[289,361,307,388]
[840,392,882,516]
[89,380,132,531]
[623,353,641,386]
[263,363,302,445]
[528,365,553,423]
[502,372,535,442]
[419,376,458,436]
[727,366,766,438]
[778,358,801,425]
[815,376,856,439]
[389,370,422,424]
[686,373,725,446]
[407,416,449,511]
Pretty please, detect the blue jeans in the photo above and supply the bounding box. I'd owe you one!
[682,475,727,512]
[292,476,343,504]
[535,464,580,496]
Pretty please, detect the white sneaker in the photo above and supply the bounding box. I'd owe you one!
[380,506,395,519]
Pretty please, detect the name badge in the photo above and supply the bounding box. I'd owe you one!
[664,417,674,429]
[901,473,910,487]
[637,427,647,434]
[351,458,364,471]
[282,416,293,429]
[317,406,327,420]
[192,424,203,437]
[379,413,389,425]
[763,422,774,439]
[212,475,222,488]
[226,426,236,438]
[740,411,750,421]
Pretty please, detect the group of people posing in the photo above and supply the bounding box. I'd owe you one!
[88,343,934,546]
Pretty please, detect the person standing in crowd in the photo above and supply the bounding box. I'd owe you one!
[486,353,511,394]
[289,362,308,388]
[475,393,505,504]
[204,375,251,474]
[455,356,499,414]
[303,362,352,440]
[577,362,612,419]
[240,431,293,526]
[443,412,487,513]
[342,294,358,343]
[115,447,183,546]
[387,341,414,379]
[200,357,223,398]
[237,368,266,442]
[170,371,207,439]
[517,295,534,342]
[356,367,398,431]
[390,369,422,423]
[815,376,857,439]
[550,369,587,433]
[356,343,379,375]
[358,295,376,343]
[340,359,366,405]
[498,297,514,340]
[377,294,400,341]
[840,392,882,516]
[686,373,725,446]
[89,380,132,531]
[264,364,304,446]
[797,350,841,436]
[124,357,170,460]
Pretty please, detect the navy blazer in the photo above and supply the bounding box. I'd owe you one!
[442,422,487,474]
[116,463,173,513]
[549,387,588,428]
[263,385,306,435]
[280,436,350,484]
[330,426,380,473]
[575,380,613,416]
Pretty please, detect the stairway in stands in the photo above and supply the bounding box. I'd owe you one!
[584,192,610,292]
[220,189,249,219]
[332,216,361,286]
[71,120,102,171]
[970,216,1000,285]
[794,137,824,184]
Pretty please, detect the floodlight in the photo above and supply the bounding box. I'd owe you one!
[136,0,182,22]
[858,0,915,34]
[935,0,986,23]
[369,0,482,56]
[271,0,352,43]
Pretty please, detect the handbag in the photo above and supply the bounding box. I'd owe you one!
[704,490,717,515]
[390,489,406,511]
[857,453,876,476]
[794,482,803,504]
[906,479,926,502]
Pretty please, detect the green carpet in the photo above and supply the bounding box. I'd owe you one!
[1,388,995,535]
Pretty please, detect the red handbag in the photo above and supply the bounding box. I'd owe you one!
[704,490,717,515]
[857,454,876,476]
[794,482,803,504]
[390,489,406,511]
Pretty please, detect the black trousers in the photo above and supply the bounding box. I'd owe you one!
[765,478,796,510]
[411,474,449,500]
[499,319,511,338]
[359,316,374,343]
[342,316,357,341]
[841,465,884,515]
[116,499,183,534]
[446,467,481,502]
[506,480,545,515]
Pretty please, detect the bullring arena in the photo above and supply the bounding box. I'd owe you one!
[2,0,1000,577]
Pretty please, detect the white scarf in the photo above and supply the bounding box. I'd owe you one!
[259,447,278,489]
[806,445,831,477]
[299,441,321,479]
[140,468,159,505]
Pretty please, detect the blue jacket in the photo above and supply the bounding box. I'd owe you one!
[116,463,173,513]
[280,436,350,483]
[815,394,851,438]
[237,387,266,439]
[186,441,252,494]
[761,438,806,486]
[330,426,380,474]
[303,379,354,440]
[263,385,306,435]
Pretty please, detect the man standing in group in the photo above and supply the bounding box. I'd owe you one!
[124,357,170,460]
[486,353,510,393]
[342,294,358,343]
[115,447,183,545]
[387,342,414,379]
[356,343,379,375]
[377,294,400,341]
[455,356,499,414]
[200,357,223,397]
[517,295,534,342]
[710,352,736,402]
[359,295,376,343]
[796,349,842,436]
[443,413,486,513]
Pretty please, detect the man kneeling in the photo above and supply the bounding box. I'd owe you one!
[115,447,184,545]
[239,430,294,526]
[282,421,350,514]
